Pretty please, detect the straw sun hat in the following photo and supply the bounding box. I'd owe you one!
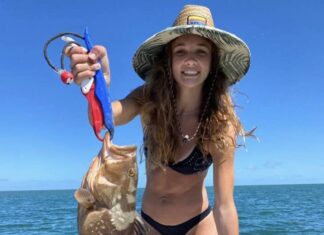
[132,4,250,85]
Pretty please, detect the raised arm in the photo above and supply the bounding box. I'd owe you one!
[111,86,143,126]
[209,124,239,235]
[66,45,143,126]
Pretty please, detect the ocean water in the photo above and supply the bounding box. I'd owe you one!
[0,184,323,235]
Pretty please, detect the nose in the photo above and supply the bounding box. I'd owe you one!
[184,54,197,66]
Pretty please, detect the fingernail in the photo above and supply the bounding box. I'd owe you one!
[89,53,96,60]
[94,63,101,70]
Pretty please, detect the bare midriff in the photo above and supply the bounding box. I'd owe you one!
[141,165,210,225]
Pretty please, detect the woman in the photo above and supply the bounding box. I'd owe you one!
[67,5,251,235]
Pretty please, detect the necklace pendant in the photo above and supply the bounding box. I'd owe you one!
[182,135,189,144]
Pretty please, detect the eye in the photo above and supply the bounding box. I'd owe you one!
[197,49,208,56]
[173,49,185,56]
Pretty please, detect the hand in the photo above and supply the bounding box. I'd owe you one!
[65,45,111,86]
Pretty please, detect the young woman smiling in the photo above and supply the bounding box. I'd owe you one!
[67,5,252,235]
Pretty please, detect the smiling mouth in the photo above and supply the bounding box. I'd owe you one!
[182,70,199,76]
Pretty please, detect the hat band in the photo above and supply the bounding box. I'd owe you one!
[187,15,207,26]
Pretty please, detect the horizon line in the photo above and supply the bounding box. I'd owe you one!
[1,182,323,193]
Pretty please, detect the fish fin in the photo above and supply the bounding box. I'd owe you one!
[132,212,149,235]
[74,188,96,209]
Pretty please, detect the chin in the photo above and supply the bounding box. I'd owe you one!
[178,80,204,89]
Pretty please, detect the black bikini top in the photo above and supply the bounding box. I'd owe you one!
[168,147,213,174]
[144,145,213,175]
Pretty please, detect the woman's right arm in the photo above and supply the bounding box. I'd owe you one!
[66,45,143,126]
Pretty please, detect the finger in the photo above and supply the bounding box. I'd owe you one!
[89,45,111,84]
[73,70,96,85]
[72,62,101,74]
[88,45,106,61]
[65,45,87,57]
[70,54,91,69]
[72,63,101,83]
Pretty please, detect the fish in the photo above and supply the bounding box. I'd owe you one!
[74,132,148,235]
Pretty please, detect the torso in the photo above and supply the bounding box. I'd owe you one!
[141,113,212,225]
[142,160,210,225]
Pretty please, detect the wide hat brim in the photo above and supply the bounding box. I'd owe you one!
[133,25,251,85]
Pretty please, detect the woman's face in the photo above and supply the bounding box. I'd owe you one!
[171,34,212,89]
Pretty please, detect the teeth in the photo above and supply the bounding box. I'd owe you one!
[183,70,198,75]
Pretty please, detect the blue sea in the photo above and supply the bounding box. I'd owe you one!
[0,184,323,235]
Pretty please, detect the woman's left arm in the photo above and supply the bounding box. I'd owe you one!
[209,124,239,235]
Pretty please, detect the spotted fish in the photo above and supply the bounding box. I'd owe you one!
[74,132,147,235]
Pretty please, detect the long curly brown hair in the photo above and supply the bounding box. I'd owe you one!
[140,40,251,169]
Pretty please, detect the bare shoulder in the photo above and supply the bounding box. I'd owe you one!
[119,85,145,112]
[124,85,145,104]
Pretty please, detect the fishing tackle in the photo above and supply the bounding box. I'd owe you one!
[43,28,114,141]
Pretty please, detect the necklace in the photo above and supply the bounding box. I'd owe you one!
[168,76,216,144]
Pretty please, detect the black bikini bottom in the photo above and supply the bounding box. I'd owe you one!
[141,205,212,235]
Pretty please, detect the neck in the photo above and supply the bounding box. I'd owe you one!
[176,86,202,115]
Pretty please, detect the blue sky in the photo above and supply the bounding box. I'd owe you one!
[0,0,323,191]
